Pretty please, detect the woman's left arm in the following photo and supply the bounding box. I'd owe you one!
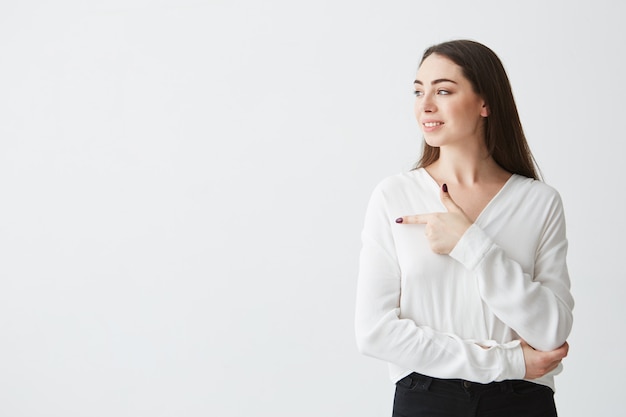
[449,193,574,352]
[398,185,574,352]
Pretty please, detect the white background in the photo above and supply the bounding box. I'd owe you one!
[0,1,624,416]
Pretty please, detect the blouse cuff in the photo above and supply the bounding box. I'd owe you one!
[497,340,527,381]
[449,223,493,271]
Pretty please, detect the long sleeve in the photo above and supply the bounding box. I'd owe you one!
[355,183,526,383]
[449,191,574,352]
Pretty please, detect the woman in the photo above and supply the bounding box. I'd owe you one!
[355,40,574,416]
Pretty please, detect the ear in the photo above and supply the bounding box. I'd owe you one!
[480,102,489,117]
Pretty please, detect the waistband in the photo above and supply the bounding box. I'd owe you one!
[396,372,553,395]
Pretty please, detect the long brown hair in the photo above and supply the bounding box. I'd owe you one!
[414,40,541,180]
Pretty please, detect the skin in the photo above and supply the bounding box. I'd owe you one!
[396,53,569,379]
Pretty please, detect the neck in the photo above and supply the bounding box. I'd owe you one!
[427,144,507,186]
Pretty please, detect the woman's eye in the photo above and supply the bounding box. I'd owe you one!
[437,89,450,95]
[413,90,423,97]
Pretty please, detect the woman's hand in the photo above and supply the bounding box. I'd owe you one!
[521,340,569,379]
[395,184,472,254]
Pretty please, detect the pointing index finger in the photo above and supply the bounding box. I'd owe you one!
[395,214,430,224]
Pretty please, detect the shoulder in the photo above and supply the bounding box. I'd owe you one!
[364,169,438,218]
[371,168,429,197]
[511,175,563,202]
[362,170,427,215]
[508,175,566,217]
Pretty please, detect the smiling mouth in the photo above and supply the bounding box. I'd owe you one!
[423,122,443,127]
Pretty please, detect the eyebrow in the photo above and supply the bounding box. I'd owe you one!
[413,78,458,85]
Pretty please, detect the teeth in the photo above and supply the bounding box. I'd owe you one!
[424,122,442,127]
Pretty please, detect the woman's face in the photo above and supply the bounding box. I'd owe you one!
[413,53,488,149]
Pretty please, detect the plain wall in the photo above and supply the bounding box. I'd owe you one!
[0,1,624,416]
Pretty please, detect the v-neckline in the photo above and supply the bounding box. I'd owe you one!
[416,167,517,224]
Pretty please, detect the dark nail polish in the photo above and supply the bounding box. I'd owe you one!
[442,183,448,193]
[395,217,403,223]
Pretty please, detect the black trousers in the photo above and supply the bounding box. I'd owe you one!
[392,372,557,417]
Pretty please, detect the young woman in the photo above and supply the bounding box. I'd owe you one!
[355,40,574,416]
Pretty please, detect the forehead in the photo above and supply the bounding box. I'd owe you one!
[416,54,465,82]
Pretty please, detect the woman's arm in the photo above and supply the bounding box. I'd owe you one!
[399,184,574,352]
[521,340,569,379]
[355,185,526,383]
[449,194,574,351]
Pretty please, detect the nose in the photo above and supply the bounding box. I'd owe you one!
[417,93,436,113]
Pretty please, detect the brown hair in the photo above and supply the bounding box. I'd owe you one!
[414,40,541,180]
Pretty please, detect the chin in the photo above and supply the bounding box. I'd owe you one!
[423,135,443,148]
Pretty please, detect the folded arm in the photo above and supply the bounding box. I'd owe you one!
[449,194,574,351]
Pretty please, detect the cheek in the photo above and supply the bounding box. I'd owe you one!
[450,103,481,126]
[413,102,424,130]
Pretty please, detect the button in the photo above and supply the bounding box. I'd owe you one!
[463,381,472,389]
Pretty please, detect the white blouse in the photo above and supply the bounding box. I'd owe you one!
[355,168,574,391]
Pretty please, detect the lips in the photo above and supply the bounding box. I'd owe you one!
[421,120,444,132]
[423,121,443,127]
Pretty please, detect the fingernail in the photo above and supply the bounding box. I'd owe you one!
[395,217,403,223]
[442,183,448,193]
